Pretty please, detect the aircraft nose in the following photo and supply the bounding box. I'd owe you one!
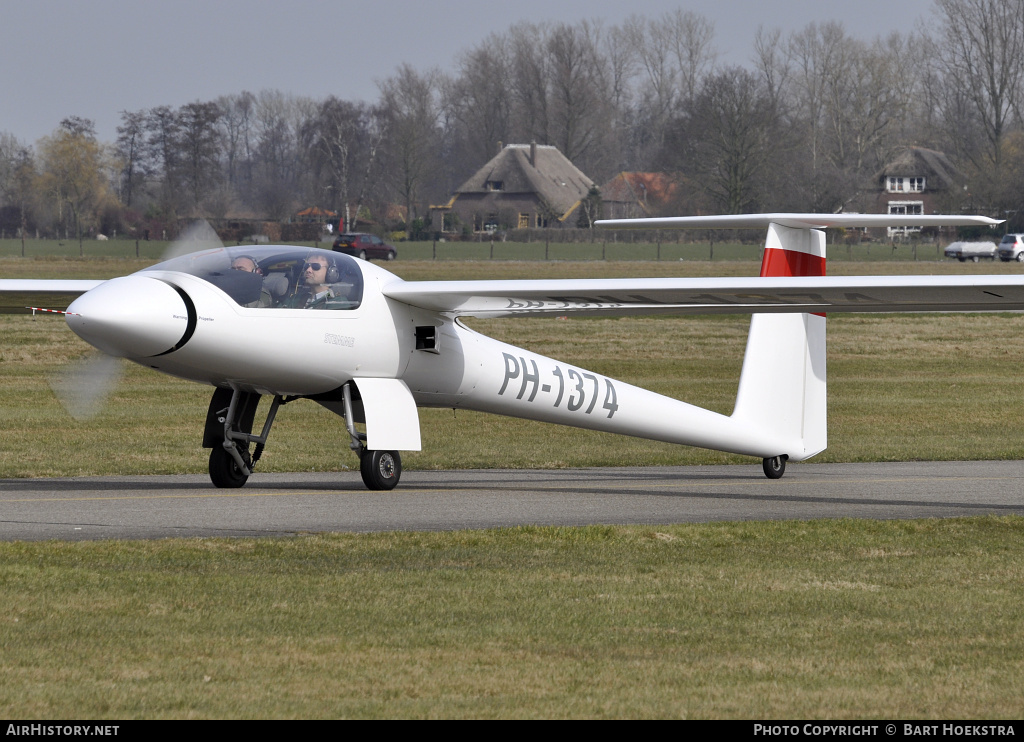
[66,276,194,358]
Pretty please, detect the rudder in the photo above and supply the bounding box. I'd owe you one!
[731,223,827,461]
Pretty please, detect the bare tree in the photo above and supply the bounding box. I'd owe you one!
[116,110,148,208]
[303,97,377,230]
[217,91,256,198]
[508,22,552,146]
[625,10,717,169]
[669,67,780,214]
[753,26,790,108]
[250,90,307,220]
[932,0,1024,209]
[377,64,441,224]
[444,37,513,175]
[664,9,717,104]
[144,105,182,217]
[546,22,608,164]
[177,101,223,214]
[0,132,35,244]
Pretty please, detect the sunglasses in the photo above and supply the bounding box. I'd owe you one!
[303,262,326,271]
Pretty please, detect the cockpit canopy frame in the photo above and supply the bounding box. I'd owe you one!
[145,246,364,310]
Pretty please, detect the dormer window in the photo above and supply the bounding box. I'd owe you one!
[485,180,504,191]
[887,176,925,193]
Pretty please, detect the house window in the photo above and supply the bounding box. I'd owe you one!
[887,177,925,193]
[888,201,924,237]
[485,180,503,191]
[536,214,549,228]
[518,213,529,229]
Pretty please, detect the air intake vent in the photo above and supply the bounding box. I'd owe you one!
[415,326,438,353]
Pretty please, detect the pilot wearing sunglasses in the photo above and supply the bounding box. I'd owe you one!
[282,256,341,309]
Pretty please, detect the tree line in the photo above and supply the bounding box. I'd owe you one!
[3,0,1024,243]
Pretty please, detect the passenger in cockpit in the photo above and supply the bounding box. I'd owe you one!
[231,255,274,307]
[231,255,262,274]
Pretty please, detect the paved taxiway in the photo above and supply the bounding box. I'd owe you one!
[2,460,1022,541]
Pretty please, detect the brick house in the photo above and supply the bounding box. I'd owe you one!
[599,172,679,219]
[874,146,966,238]
[435,143,596,232]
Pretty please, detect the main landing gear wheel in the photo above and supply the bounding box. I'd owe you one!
[762,455,787,479]
[360,450,402,490]
[210,445,250,488]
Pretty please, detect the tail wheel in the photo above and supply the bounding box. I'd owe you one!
[210,445,250,488]
[762,455,787,479]
[360,450,402,490]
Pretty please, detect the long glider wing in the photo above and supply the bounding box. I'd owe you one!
[386,213,1015,317]
[382,275,1024,317]
[0,279,106,314]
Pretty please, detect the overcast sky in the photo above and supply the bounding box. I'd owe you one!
[1,0,936,145]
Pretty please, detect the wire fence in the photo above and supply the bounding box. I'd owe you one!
[0,237,987,263]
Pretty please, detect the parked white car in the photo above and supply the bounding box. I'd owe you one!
[943,241,997,262]
[997,233,1024,262]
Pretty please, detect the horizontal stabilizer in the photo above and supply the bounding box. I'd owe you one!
[595,213,1002,230]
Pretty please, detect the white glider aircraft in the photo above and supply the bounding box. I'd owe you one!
[2,213,1020,490]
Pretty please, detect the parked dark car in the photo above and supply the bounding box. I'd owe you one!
[332,233,397,261]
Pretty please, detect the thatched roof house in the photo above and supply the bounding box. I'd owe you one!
[437,143,596,231]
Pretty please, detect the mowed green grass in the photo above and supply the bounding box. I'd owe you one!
[2,255,1024,719]
[3,520,1024,719]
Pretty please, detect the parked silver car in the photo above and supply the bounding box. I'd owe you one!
[997,233,1024,262]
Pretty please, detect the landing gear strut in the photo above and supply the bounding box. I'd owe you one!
[342,382,402,490]
[762,455,787,479]
[204,388,285,488]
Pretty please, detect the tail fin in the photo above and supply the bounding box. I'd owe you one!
[731,223,827,461]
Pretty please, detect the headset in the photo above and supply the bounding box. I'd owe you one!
[325,257,340,283]
[302,254,340,283]
[231,254,262,274]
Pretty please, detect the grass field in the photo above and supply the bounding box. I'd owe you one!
[2,520,1024,719]
[1,253,1023,718]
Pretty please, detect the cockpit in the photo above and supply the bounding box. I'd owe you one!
[145,246,364,310]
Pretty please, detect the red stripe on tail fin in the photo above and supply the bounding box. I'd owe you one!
[760,222,827,315]
[759,247,826,277]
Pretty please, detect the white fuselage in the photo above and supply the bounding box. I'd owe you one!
[64,253,810,462]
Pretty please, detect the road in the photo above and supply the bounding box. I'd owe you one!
[0,460,1020,541]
